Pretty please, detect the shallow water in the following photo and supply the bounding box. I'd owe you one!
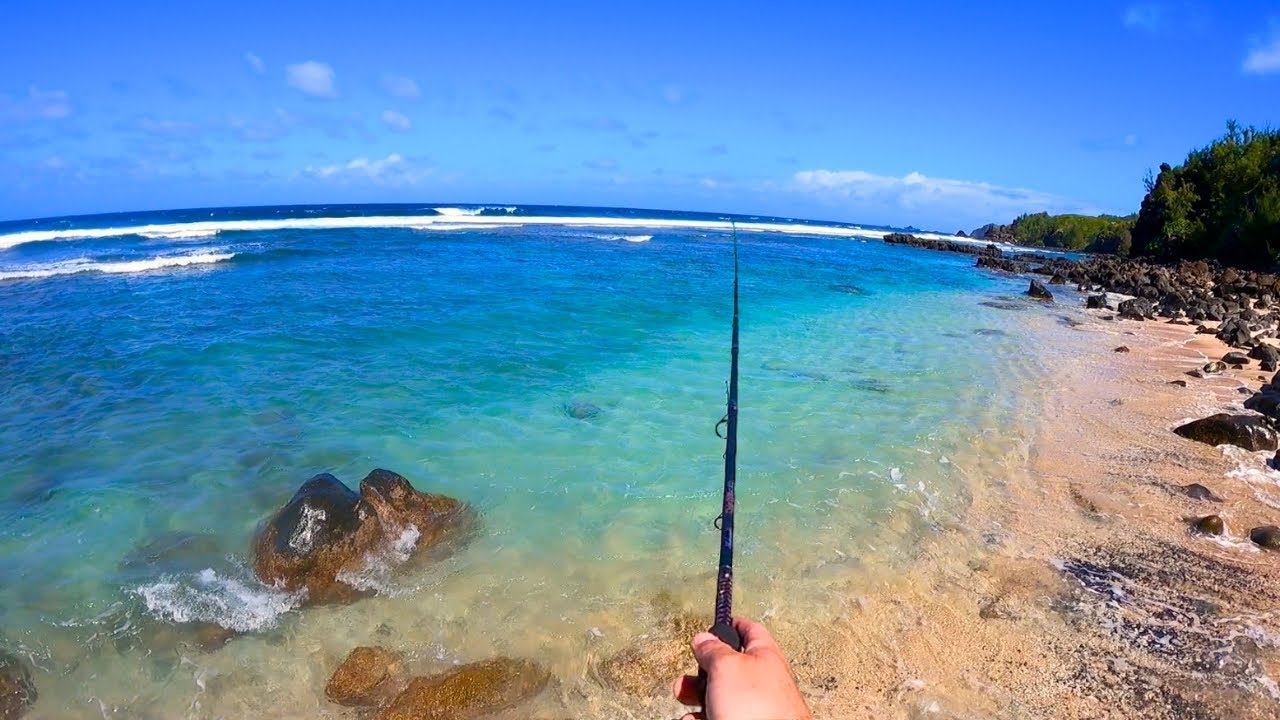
[0,206,1053,717]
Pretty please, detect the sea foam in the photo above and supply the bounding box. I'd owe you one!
[134,568,304,632]
[0,252,235,280]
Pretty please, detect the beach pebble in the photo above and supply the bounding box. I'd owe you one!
[1191,515,1225,536]
[1201,361,1228,375]
[1249,526,1280,550]
[326,646,405,707]
[1168,379,1189,387]
[1173,413,1279,452]
[1181,483,1223,502]
[377,658,550,720]
[1114,346,1131,353]
[0,649,36,720]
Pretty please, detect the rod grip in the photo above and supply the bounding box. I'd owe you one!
[696,621,744,701]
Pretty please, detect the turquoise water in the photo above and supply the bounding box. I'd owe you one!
[0,206,1048,717]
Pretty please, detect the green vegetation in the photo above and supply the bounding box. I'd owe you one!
[1130,122,1280,268]
[1005,212,1136,254]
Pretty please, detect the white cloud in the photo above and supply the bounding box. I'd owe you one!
[286,61,337,98]
[381,74,420,99]
[245,52,265,74]
[1123,4,1163,32]
[1244,33,1280,75]
[790,169,1099,226]
[381,110,411,131]
[0,86,71,122]
[302,153,428,184]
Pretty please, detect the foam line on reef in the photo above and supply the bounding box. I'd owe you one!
[0,252,236,280]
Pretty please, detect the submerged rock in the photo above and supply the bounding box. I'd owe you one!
[327,646,405,707]
[1173,414,1279,452]
[1027,279,1054,302]
[253,470,472,605]
[1249,526,1280,550]
[1191,515,1225,536]
[377,658,550,720]
[1181,483,1223,502]
[0,650,36,720]
[564,401,602,420]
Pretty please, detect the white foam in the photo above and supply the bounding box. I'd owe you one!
[138,229,220,241]
[433,207,485,216]
[134,568,304,632]
[411,223,512,232]
[0,252,235,280]
[591,233,652,243]
[0,213,937,250]
[336,523,421,596]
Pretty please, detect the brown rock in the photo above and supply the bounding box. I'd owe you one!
[1191,515,1225,536]
[1169,379,1189,387]
[253,470,474,605]
[1250,526,1280,550]
[377,658,550,720]
[0,650,36,720]
[595,606,706,697]
[1113,346,1131,353]
[1181,483,1223,502]
[326,646,405,707]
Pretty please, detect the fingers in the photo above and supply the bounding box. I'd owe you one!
[733,617,783,655]
[679,713,706,720]
[671,674,702,706]
[691,631,741,670]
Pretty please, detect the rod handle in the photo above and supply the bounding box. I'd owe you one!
[696,621,744,702]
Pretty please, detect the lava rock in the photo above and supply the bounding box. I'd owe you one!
[1191,515,1225,536]
[1223,351,1251,365]
[1086,294,1110,310]
[1169,379,1189,387]
[1217,317,1254,348]
[326,646,405,707]
[1249,526,1280,550]
[1181,483,1223,502]
[0,650,36,720]
[253,470,473,605]
[1027,279,1054,302]
[1118,297,1155,320]
[1173,414,1280,452]
[377,658,550,720]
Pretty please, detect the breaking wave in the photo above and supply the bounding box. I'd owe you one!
[0,252,236,281]
[134,568,304,632]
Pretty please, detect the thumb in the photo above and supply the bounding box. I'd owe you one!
[691,631,739,671]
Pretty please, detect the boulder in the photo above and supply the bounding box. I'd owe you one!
[1027,279,1053,302]
[377,658,550,720]
[1217,317,1253,348]
[1250,344,1280,372]
[1181,483,1222,502]
[1173,414,1279,452]
[0,650,36,720]
[1223,351,1251,365]
[1249,526,1280,550]
[1085,294,1110,310]
[1117,297,1155,320]
[1049,274,1067,285]
[326,646,405,707]
[1191,515,1225,536]
[253,470,472,605]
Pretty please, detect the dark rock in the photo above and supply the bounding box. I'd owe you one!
[1085,294,1110,310]
[1169,379,1189,387]
[1181,483,1222,502]
[1249,526,1280,550]
[1049,273,1067,285]
[326,646,405,707]
[1027,279,1053,302]
[377,658,550,720]
[1114,346,1131,353]
[976,255,1029,273]
[1117,297,1155,320]
[564,400,601,420]
[1200,361,1228,376]
[1217,317,1254,348]
[1191,515,1225,536]
[253,470,473,605]
[1173,413,1279,452]
[1249,345,1280,372]
[1223,351,1251,365]
[0,650,36,720]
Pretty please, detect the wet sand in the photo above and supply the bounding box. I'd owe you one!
[719,313,1280,720]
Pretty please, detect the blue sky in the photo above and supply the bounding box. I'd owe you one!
[1,1,1277,229]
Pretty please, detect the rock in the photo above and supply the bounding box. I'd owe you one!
[1191,515,1225,536]
[1049,273,1067,285]
[1114,346,1131,353]
[0,650,36,720]
[1217,317,1254,348]
[1223,351,1251,365]
[1173,414,1280,452]
[1201,361,1228,375]
[1169,379,1189,387]
[1181,483,1222,501]
[377,658,550,720]
[1249,526,1280,550]
[979,597,1019,620]
[326,646,405,707]
[253,470,473,605]
[1117,297,1155,320]
[564,401,601,420]
[1086,294,1110,310]
[1250,344,1280,372]
[976,255,1029,273]
[1027,279,1053,302]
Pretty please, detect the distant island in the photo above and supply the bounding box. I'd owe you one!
[967,122,1279,268]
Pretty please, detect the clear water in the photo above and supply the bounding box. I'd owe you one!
[0,205,1049,717]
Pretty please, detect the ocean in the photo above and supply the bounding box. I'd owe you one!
[0,204,1054,717]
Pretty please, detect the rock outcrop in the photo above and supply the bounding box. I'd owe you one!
[326,646,405,707]
[1173,414,1279,452]
[377,658,550,720]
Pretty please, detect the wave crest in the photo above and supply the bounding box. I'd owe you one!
[134,568,304,632]
[0,252,235,281]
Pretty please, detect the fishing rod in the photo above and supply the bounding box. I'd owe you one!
[708,222,744,653]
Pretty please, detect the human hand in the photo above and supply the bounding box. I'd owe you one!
[671,617,812,720]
